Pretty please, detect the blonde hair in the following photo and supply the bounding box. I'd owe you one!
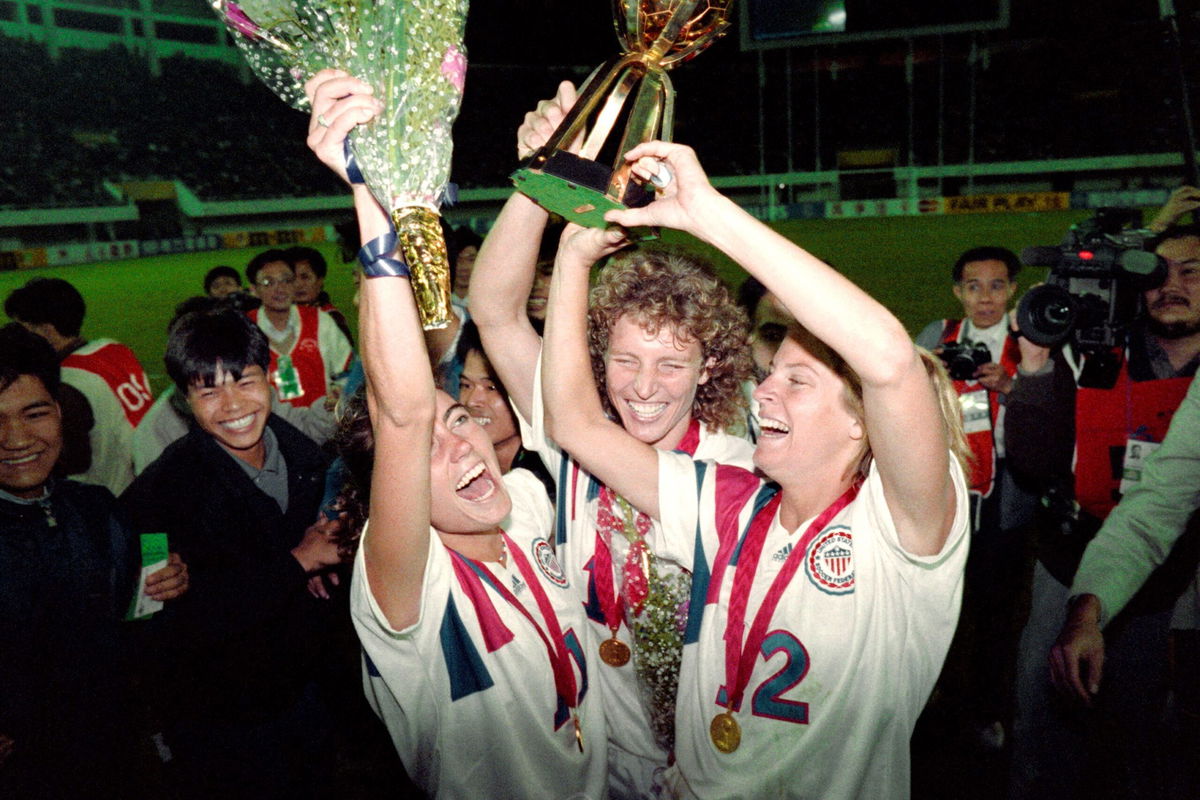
[783,323,971,482]
[917,347,972,478]
[587,247,753,433]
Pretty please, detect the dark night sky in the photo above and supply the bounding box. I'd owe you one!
[464,1,616,67]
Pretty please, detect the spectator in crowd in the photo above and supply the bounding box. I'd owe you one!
[448,225,482,301]
[284,245,354,344]
[305,68,607,799]
[0,323,187,799]
[540,139,968,799]
[1005,224,1200,798]
[5,277,153,495]
[915,246,1037,749]
[737,275,790,381]
[246,249,354,410]
[736,276,793,444]
[1149,185,1200,232]
[119,306,345,798]
[426,226,482,395]
[525,255,554,323]
[1051,375,1200,797]
[453,320,554,498]
[470,81,757,798]
[132,297,338,474]
[523,218,564,325]
[204,265,243,298]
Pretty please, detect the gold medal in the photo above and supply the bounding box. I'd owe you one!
[573,714,584,753]
[710,710,741,754]
[599,636,631,667]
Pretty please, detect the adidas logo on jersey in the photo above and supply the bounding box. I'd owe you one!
[511,575,525,595]
[772,543,793,562]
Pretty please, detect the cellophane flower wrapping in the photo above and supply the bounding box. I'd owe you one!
[211,0,466,327]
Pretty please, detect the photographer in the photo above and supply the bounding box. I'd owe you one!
[1006,224,1200,799]
[916,246,1037,750]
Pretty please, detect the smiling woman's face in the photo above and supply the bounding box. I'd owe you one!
[603,314,707,450]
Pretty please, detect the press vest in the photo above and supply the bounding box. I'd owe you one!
[1074,349,1192,520]
[940,319,1020,497]
[248,305,327,408]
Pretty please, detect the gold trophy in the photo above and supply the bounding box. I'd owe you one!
[511,0,734,228]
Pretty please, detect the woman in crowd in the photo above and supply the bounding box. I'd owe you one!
[304,69,606,799]
[540,140,970,799]
[454,320,555,497]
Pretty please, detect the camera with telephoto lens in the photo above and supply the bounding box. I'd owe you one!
[1016,208,1167,388]
[939,340,993,381]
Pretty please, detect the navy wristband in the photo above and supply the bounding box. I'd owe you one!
[344,139,365,185]
[358,231,409,278]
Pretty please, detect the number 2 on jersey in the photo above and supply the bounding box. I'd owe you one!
[750,630,810,724]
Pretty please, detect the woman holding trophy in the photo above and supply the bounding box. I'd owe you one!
[303,69,608,799]
[537,141,970,798]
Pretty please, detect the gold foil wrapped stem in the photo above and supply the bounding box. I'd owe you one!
[391,206,452,331]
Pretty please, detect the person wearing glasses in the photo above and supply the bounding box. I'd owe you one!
[246,249,353,409]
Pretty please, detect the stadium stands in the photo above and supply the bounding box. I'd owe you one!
[0,1,1195,210]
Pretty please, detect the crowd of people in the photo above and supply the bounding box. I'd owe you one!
[1,40,346,207]
[3,67,1200,800]
[2,19,1189,212]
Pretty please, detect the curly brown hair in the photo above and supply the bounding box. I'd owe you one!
[587,247,753,434]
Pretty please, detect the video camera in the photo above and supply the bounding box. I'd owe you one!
[1016,208,1167,387]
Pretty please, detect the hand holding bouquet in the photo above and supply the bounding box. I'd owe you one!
[211,0,468,328]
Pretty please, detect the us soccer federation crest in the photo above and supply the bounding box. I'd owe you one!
[805,526,855,595]
[531,538,569,588]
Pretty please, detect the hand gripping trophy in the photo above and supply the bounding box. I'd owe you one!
[512,0,734,229]
[209,0,467,329]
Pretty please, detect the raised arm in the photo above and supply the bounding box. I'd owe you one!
[469,81,577,419]
[539,224,664,517]
[306,70,434,629]
[608,142,956,554]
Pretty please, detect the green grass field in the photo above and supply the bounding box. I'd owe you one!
[0,207,1096,392]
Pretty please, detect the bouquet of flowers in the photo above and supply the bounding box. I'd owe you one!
[210,0,468,329]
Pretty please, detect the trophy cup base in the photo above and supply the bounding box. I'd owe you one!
[512,151,657,239]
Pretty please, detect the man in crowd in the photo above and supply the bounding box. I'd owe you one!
[5,277,153,495]
[131,297,339,473]
[448,224,482,302]
[204,264,244,299]
[245,248,353,409]
[120,306,345,798]
[284,245,353,343]
[916,246,1037,748]
[0,323,186,799]
[1006,224,1200,798]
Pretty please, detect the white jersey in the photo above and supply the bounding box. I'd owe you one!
[655,452,969,800]
[520,356,754,796]
[351,469,608,800]
[60,338,153,495]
